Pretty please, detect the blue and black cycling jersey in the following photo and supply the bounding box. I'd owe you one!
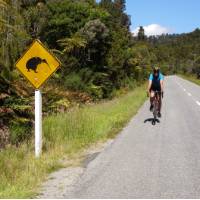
[149,73,164,91]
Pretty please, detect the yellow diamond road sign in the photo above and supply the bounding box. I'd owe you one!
[16,39,61,89]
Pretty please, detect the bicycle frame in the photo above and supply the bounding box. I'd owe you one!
[152,91,161,125]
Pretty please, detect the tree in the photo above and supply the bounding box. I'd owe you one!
[99,0,113,8]
[79,19,109,67]
[0,0,29,82]
[114,0,126,12]
[43,0,109,48]
[138,26,145,40]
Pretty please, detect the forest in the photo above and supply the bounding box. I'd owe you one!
[0,0,200,147]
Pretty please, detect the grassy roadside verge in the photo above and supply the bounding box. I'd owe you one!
[0,84,147,198]
[178,73,200,86]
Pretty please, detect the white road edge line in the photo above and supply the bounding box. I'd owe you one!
[187,92,192,96]
[196,101,200,106]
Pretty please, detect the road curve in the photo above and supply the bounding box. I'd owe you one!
[64,75,200,198]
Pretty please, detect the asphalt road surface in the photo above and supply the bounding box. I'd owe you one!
[63,75,200,198]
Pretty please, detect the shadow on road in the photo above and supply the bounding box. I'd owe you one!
[144,118,160,124]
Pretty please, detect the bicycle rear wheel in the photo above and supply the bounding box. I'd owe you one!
[152,98,159,125]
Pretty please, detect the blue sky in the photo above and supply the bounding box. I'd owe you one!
[126,0,200,35]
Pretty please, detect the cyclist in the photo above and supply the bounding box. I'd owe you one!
[147,66,164,118]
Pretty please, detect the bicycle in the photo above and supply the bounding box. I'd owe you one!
[151,91,161,125]
[146,90,163,125]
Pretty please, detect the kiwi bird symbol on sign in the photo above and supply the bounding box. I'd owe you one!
[26,57,51,73]
[15,39,61,89]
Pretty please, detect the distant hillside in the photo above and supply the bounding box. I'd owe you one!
[147,28,200,76]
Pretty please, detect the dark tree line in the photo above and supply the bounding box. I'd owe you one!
[0,0,153,99]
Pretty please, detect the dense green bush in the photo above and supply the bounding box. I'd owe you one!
[64,73,85,91]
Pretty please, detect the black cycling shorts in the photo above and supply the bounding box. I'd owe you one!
[150,85,161,92]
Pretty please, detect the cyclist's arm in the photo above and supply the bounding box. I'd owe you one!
[148,74,153,92]
[148,80,152,92]
[160,80,164,92]
[160,74,164,92]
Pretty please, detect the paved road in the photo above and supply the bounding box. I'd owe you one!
[63,75,200,198]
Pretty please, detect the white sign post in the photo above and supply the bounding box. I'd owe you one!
[35,90,42,158]
[15,39,61,157]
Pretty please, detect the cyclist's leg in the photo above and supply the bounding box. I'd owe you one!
[158,92,162,117]
[150,90,155,103]
[159,95,162,112]
[150,90,155,111]
[150,89,155,105]
[153,84,161,113]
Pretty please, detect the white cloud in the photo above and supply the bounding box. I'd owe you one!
[132,24,171,37]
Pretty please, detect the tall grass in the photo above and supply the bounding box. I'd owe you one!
[0,85,146,198]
